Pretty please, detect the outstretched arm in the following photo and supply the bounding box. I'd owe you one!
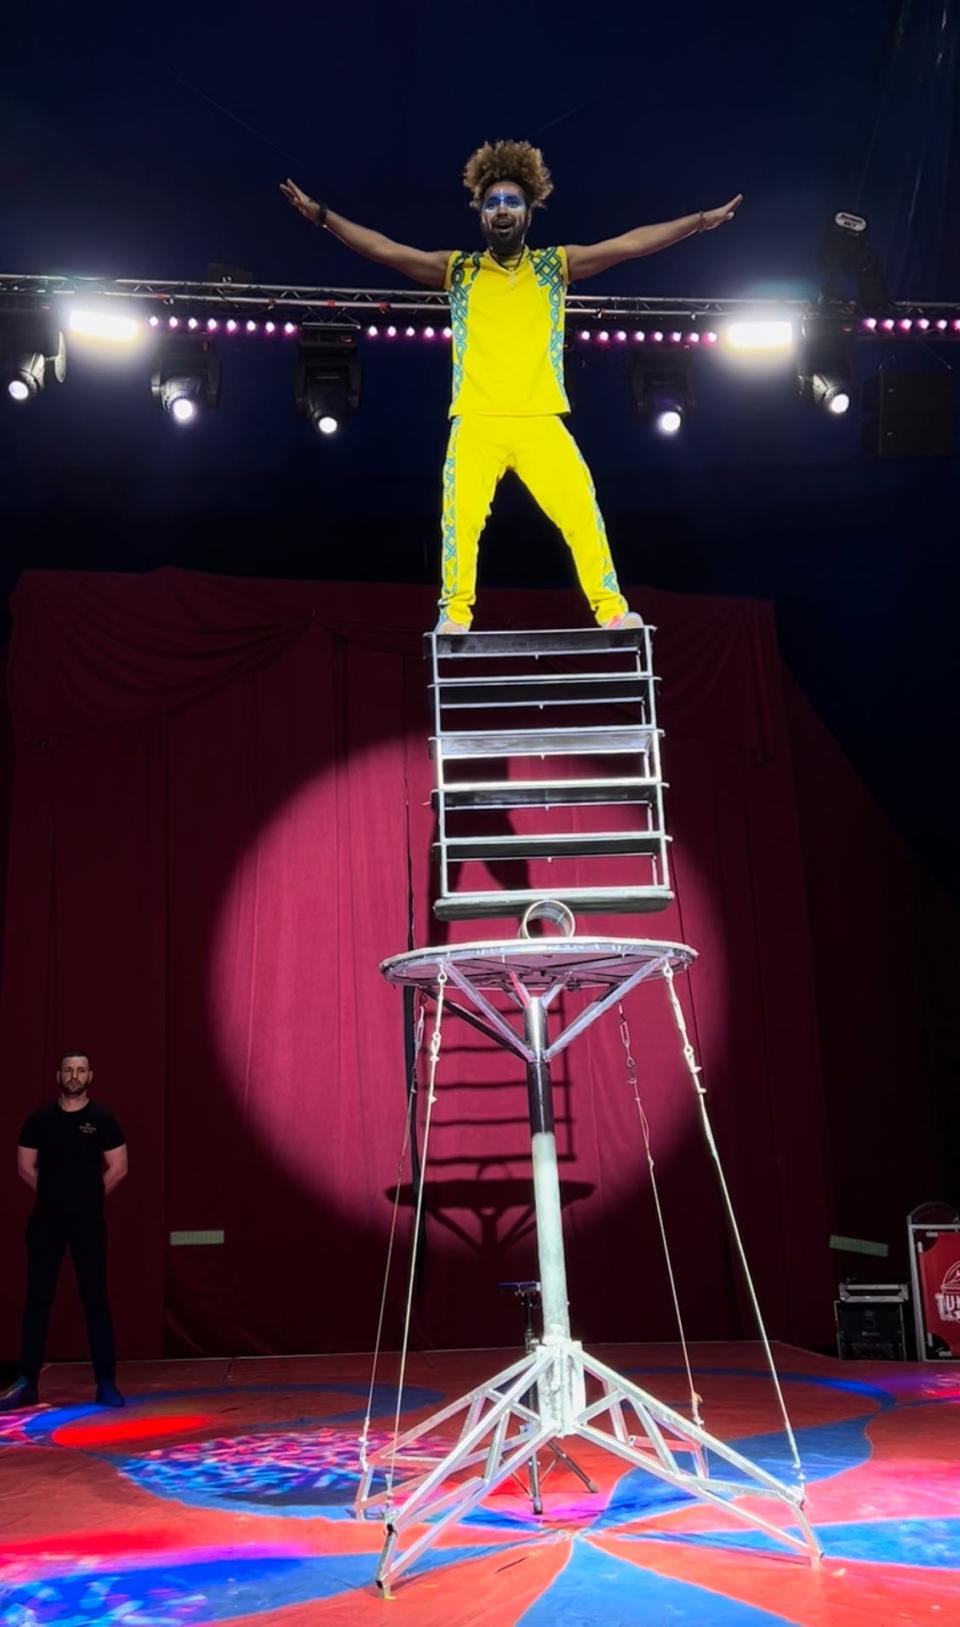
[566,194,743,281]
[280,180,450,289]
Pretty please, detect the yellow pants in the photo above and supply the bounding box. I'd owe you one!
[439,414,628,627]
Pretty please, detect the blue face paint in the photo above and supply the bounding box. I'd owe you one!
[482,191,526,213]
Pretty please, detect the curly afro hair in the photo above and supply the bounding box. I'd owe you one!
[462,140,553,211]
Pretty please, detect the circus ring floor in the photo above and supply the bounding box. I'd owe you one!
[1,1342,958,1626]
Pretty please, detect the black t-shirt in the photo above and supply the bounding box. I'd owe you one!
[18,1100,125,1211]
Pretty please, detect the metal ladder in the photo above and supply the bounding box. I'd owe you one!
[426,626,673,922]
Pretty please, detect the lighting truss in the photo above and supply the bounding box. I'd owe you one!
[3,273,960,345]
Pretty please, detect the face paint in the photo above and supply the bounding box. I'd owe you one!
[481,190,526,214]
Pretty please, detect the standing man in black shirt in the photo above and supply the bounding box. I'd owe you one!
[1,1051,128,1410]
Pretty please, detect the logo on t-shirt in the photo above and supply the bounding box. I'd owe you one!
[79,1122,97,1134]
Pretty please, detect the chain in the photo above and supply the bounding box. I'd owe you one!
[617,1000,703,1429]
[384,970,447,1507]
[663,962,806,1493]
[359,994,427,1473]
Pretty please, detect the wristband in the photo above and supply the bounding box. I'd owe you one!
[315,202,328,228]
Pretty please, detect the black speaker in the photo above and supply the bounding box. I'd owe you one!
[862,371,953,458]
[835,1297,907,1360]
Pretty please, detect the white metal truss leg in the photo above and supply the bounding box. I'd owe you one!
[356,1338,821,1592]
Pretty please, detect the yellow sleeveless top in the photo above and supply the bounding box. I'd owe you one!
[444,245,570,417]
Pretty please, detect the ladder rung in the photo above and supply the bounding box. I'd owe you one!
[438,778,661,810]
[424,628,650,659]
[437,676,651,709]
[434,726,657,759]
[435,831,666,862]
[433,886,674,921]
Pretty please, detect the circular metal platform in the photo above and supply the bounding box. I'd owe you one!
[380,938,696,996]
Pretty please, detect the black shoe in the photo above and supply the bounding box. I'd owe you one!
[0,1377,39,1411]
[95,1379,126,1408]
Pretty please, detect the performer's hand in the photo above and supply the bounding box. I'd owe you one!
[280,178,323,225]
[700,194,743,231]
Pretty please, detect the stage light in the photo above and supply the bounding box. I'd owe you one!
[813,378,851,414]
[818,210,891,312]
[8,353,46,399]
[68,308,142,344]
[157,380,200,424]
[170,394,197,424]
[796,322,853,418]
[725,319,794,352]
[631,352,693,436]
[2,320,67,402]
[151,337,221,425]
[294,323,360,436]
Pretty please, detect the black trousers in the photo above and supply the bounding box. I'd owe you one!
[20,1205,116,1385]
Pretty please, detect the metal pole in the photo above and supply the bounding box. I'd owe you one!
[524,997,571,1343]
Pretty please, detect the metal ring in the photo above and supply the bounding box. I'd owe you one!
[518,899,577,940]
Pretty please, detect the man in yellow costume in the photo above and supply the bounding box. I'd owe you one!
[282,143,740,632]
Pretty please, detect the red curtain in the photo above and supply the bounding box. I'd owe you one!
[0,570,943,1361]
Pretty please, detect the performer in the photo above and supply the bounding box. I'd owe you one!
[0,1052,128,1410]
[281,142,741,632]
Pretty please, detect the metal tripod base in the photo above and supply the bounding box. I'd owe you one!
[364,935,821,1592]
[356,1335,820,1592]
